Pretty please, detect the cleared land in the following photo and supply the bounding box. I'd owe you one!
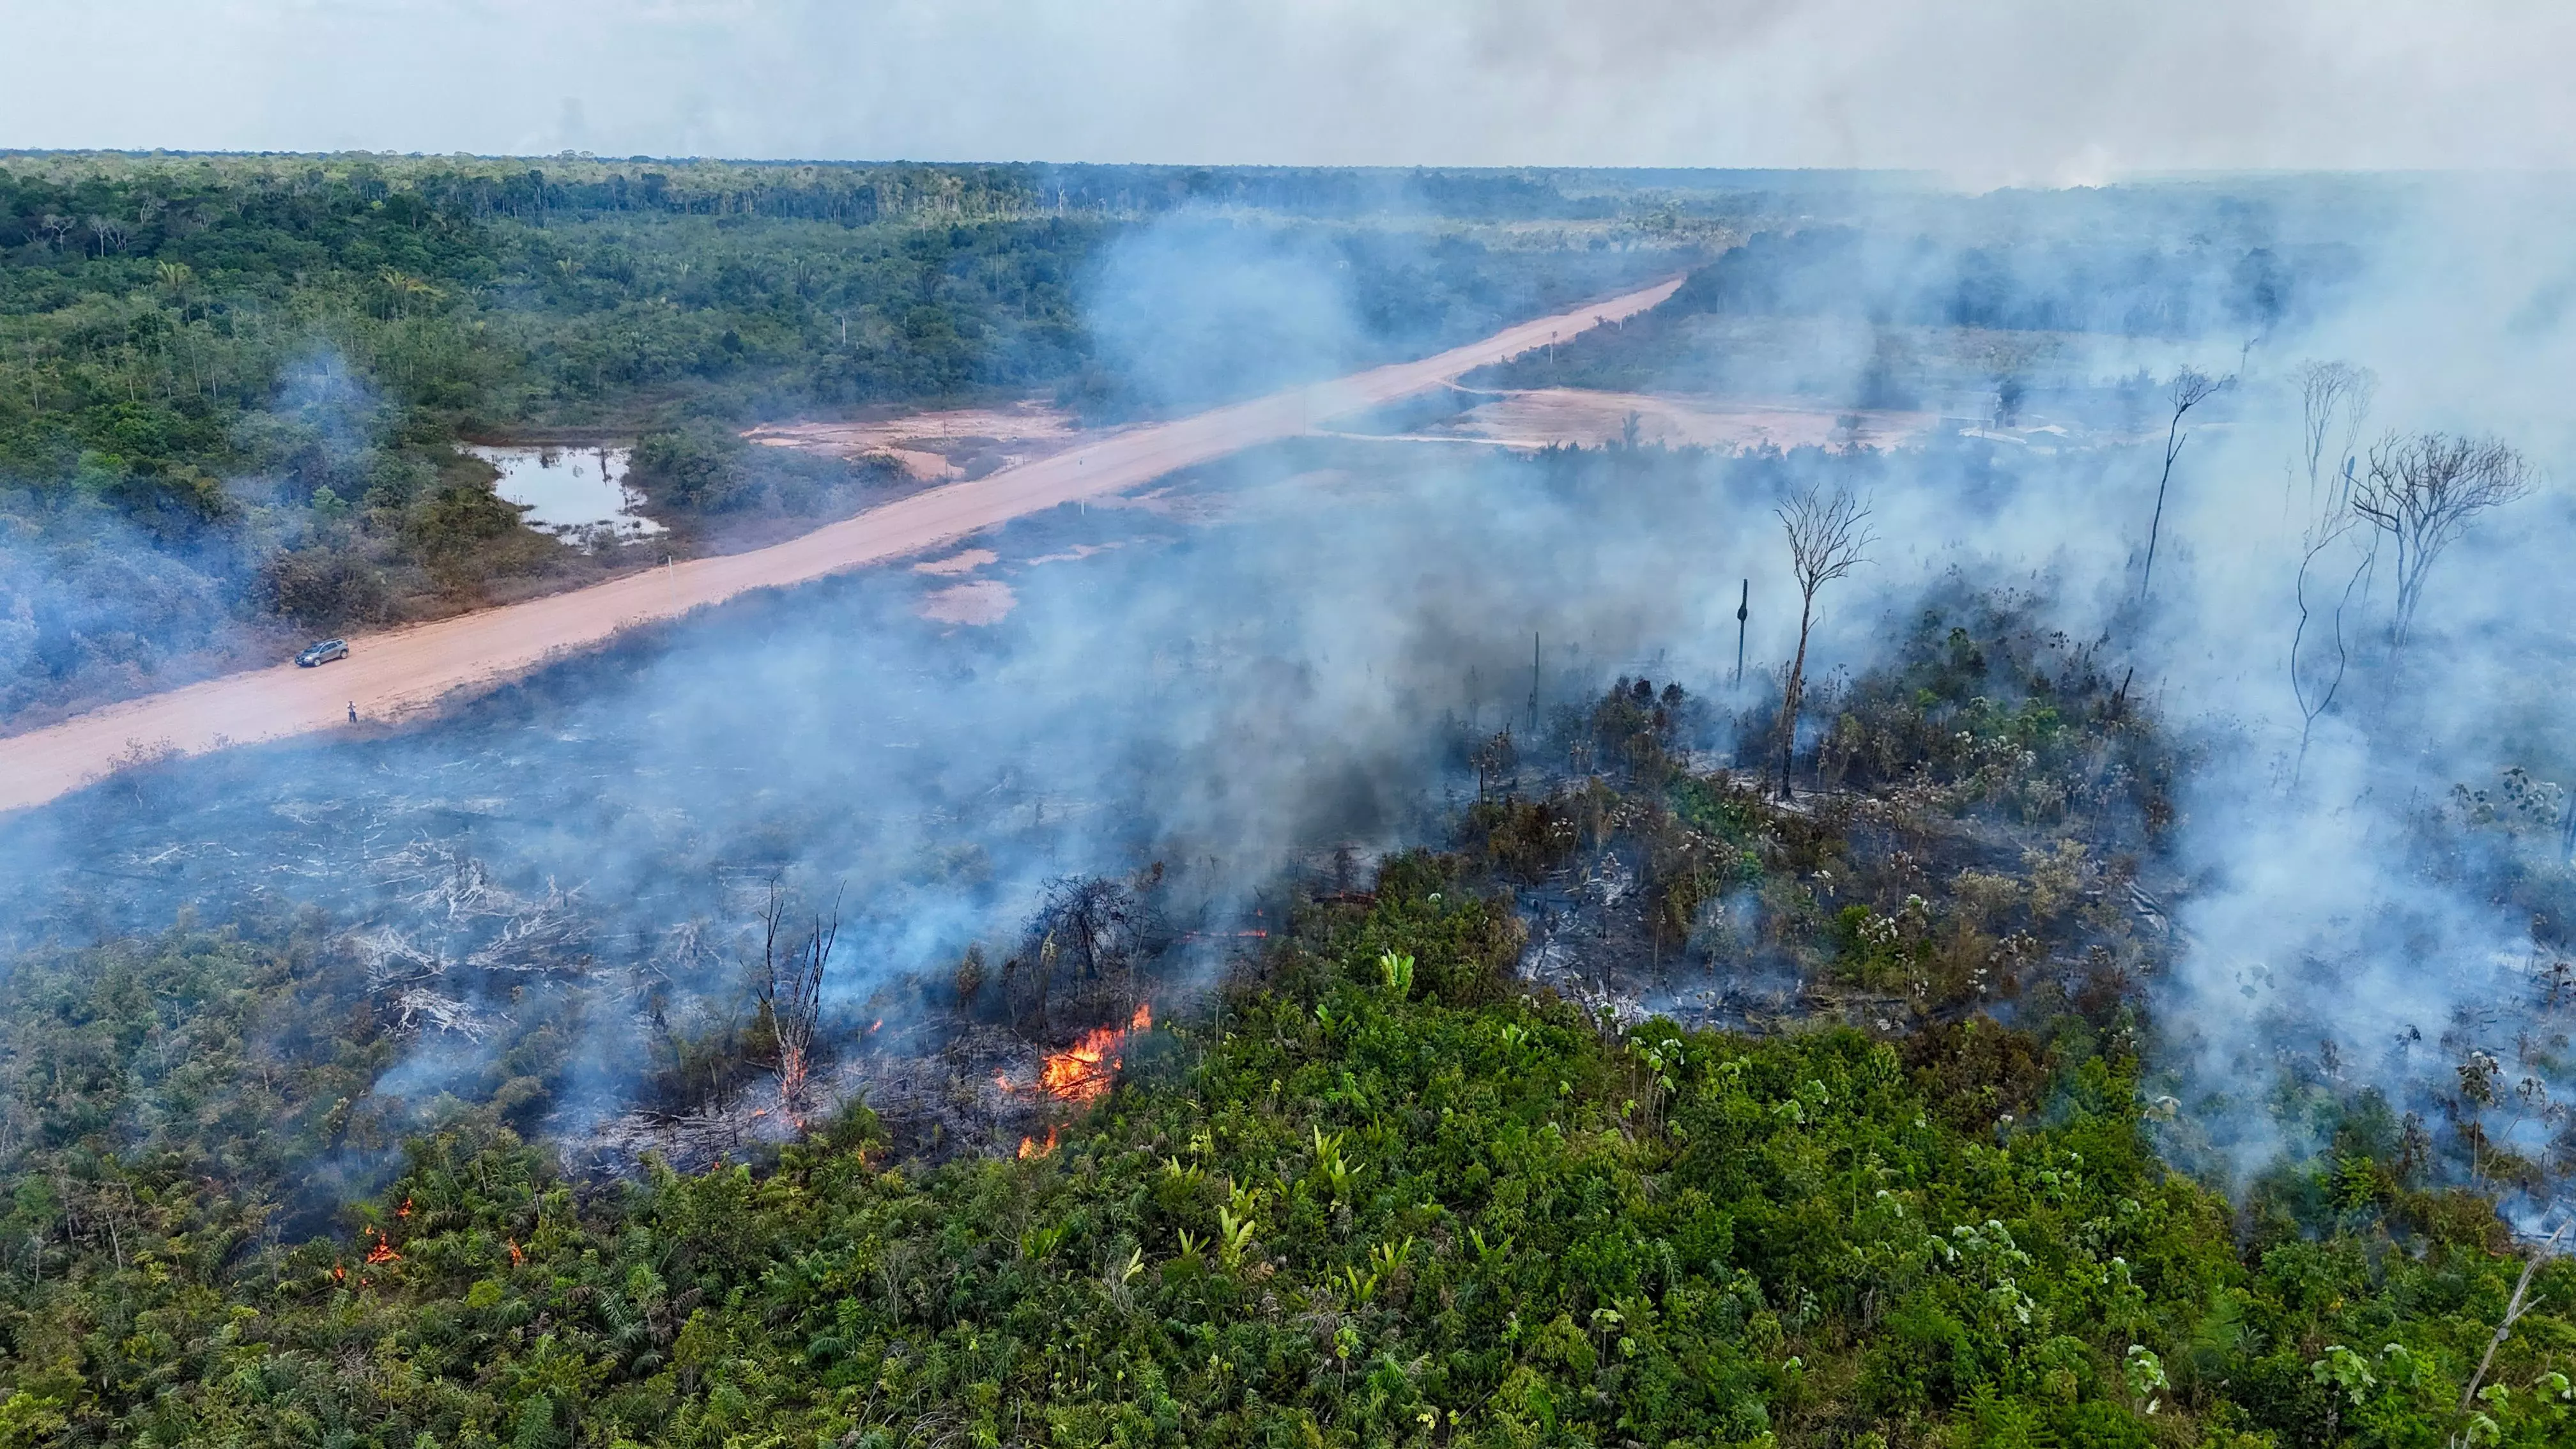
[744,401,1094,482]
[1422,387,1938,452]
[0,277,1681,813]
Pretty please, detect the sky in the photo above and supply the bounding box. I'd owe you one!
[5,1,2576,179]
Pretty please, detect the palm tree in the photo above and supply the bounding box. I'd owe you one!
[376,268,443,319]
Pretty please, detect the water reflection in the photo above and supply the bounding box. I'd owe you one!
[464,444,664,540]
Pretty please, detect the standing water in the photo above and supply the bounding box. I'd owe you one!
[464,445,665,542]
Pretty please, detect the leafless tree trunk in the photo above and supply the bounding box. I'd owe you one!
[2294,360,2375,519]
[2456,1218,2565,1422]
[1775,484,1874,799]
[1733,579,1749,687]
[2140,368,2228,602]
[2285,363,2377,786]
[752,882,840,1108]
[2350,432,2532,650]
[2288,502,2375,786]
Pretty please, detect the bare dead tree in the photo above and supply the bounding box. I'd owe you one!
[1733,578,1750,687]
[2294,360,2375,519]
[2350,432,2532,649]
[751,882,841,1108]
[2288,496,2375,786]
[86,215,130,256]
[1775,484,1874,799]
[2139,367,2229,601]
[2455,1217,2566,1424]
[778,903,837,1108]
[2285,364,2377,786]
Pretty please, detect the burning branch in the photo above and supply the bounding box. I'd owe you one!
[1000,1003,1154,1107]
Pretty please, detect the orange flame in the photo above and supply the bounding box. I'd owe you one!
[1018,1125,1060,1159]
[1034,1004,1152,1104]
[364,1229,401,1266]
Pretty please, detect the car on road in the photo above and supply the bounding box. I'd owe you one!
[296,639,349,667]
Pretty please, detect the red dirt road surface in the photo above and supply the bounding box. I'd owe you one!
[0,277,1681,814]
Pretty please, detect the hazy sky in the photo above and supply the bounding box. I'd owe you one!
[6,1,2574,178]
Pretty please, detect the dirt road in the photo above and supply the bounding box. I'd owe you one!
[0,277,1680,814]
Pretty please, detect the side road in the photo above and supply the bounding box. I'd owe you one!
[0,277,1682,813]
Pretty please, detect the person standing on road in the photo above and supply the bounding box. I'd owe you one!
[348,701,357,723]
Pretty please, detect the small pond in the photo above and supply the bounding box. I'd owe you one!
[463,444,664,541]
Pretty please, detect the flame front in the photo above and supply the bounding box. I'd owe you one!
[1032,1003,1153,1105]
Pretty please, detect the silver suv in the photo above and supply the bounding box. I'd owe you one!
[296,639,349,667]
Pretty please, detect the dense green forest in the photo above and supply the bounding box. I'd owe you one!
[0,153,1683,723]
[3,602,2568,1446]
